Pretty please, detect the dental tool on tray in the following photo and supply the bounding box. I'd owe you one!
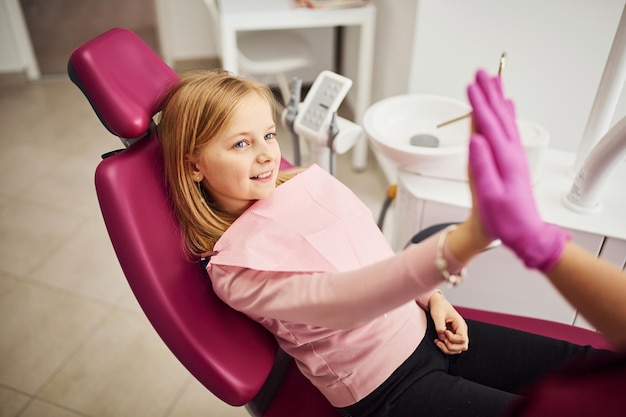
[436,52,508,129]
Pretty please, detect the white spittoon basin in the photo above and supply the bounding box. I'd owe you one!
[363,94,550,183]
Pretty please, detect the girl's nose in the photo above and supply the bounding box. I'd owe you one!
[256,141,273,163]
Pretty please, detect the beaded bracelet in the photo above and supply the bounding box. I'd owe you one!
[436,225,467,287]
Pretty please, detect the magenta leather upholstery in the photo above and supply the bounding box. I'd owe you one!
[68,27,179,139]
[456,307,611,350]
[68,27,610,417]
[70,27,279,406]
[94,134,279,405]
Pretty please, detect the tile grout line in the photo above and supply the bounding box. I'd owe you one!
[22,305,118,417]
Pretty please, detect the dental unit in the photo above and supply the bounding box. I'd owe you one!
[281,71,364,176]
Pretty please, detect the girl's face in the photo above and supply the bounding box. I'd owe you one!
[191,92,281,216]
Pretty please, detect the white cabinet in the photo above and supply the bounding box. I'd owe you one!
[0,0,39,78]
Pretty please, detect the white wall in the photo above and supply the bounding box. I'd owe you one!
[369,0,419,103]
[154,0,334,84]
[154,0,216,64]
[408,0,626,153]
[0,0,39,78]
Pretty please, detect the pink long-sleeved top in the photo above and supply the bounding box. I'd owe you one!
[207,165,464,407]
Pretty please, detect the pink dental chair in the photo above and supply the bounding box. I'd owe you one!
[68,28,611,417]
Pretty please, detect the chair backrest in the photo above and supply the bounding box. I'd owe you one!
[68,28,339,415]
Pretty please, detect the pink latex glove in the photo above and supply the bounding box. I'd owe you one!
[467,69,570,272]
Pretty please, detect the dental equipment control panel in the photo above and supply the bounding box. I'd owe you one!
[283,71,363,175]
[294,70,353,145]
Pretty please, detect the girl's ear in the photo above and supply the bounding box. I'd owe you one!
[188,159,204,183]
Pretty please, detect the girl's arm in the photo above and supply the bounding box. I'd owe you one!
[211,228,486,330]
[447,215,493,263]
[425,218,492,355]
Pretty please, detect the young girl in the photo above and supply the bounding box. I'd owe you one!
[157,69,608,417]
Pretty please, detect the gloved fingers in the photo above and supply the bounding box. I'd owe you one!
[495,96,534,186]
[467,75,511,167]
[475,70,521,146]
[469,70,503,136]
[467,76,499,137]
[468,133,504,199]
[469,70,529,186]
[498,97,521,146]
[468,133,508,239]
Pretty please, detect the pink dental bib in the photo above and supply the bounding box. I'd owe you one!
[210,164,394,273]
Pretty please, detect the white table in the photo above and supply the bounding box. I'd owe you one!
[215,0,376,170]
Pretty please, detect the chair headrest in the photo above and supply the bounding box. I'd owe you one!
[68,27,180,140]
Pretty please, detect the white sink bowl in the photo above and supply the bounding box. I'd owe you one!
[364,94,549,183]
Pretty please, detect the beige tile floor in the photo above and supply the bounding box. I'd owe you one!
[0,75,389,417]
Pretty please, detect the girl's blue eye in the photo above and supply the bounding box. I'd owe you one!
[265,133,276,141]
[234,140,246,149]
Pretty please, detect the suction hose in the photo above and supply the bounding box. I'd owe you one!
[377,184,397,230]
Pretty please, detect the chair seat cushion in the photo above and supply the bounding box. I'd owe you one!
[456,306,611,349]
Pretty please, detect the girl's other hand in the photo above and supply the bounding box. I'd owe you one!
[428,292,469,355]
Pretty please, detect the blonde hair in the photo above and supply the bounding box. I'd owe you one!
[157,69,301,258]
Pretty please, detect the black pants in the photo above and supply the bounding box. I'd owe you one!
[337,315,611,417]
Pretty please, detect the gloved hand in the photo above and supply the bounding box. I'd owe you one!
[467,69,570,272]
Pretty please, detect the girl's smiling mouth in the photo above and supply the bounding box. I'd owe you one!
[251,171,273,180]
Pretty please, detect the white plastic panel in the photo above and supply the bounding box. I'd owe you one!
[392,183,426,251]
[599,236,626,269]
